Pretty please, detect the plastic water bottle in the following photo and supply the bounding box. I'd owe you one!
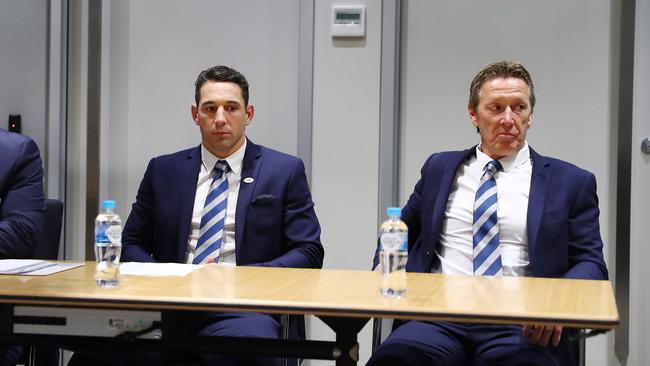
[94,200,122,288]
[379,207,408,298]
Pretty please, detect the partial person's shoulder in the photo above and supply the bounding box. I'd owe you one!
[535,153,594,177]
[140,146,200,175]
[257,144,304,166]
[422,148,473,169]
[0,128,37,151]
[151,146,199,163]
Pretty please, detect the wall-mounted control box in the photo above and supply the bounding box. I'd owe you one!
[8,114,21,134]
[331,5,365,38]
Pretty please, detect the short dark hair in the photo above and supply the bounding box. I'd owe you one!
[194,65,250,106]
[468,60,535,112]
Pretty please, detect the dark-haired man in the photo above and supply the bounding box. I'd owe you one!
[121,65,323,366]
[367,61,607,366]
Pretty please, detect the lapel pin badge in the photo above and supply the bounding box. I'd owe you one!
[243,177,254,184]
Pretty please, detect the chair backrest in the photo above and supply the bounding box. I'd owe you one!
[34,199,63,260]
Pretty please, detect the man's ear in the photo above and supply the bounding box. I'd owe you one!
[245,104,255,126]
[468,105,479,129]
[191,104,199,125]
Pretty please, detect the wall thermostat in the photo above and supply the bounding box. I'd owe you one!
[331,5,365,38]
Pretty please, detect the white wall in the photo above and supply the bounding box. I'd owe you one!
[629,0,650,363]
[0,0,48,161]
[399,1,615,364]
[65,0,89,261]
[308,0,383,364]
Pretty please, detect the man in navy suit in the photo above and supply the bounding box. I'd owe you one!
[120,65,323,366]
[368,61,607,366]
[0,129,45,366]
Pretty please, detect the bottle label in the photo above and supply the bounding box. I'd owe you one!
[95,222,109,244]
[380,232,408,251]
[106,225,122,245]
[95,222,122,245]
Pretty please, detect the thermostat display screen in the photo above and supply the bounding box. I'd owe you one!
[336,12,361,23]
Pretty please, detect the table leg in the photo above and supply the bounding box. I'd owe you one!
[318,317,369,366]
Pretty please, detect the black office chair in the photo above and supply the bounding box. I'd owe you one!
[24,198,64,366]
[33,199,64,260]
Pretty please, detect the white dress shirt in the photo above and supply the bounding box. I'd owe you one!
[185,140,246,265]
[435,142,533,277]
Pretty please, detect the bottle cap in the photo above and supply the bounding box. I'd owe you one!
[386,207,401,217]
[101,200,116,209]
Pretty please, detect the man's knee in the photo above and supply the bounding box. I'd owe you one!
[368,339,465,366]
[477,343,561,366]
[198,312,279,339]
[367,342,422,366]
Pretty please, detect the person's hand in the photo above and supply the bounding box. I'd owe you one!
[522,324,563,348]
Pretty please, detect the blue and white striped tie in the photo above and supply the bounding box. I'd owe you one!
[473,160,503,276]
[193,160,229,264]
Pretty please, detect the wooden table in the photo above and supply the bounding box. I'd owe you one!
[0,263,619,365]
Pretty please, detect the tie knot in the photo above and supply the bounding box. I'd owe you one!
[212,160,230,181]
[484,160,502,176]
[215,160,230,173]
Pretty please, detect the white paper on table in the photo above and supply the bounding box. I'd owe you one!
[0,259,53,274]
[0,259,84,275]
[28,262,85,275]
[119,262,201,277]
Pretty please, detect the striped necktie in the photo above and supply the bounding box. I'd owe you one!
[473,160,503,276]
[193,160,229,264]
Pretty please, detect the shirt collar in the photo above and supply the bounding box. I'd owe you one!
[475,141,530,173]
[201,139,247,176]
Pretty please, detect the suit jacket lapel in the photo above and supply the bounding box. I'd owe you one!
[429,148,476,255]
[176,146,202,261]
[235,139,262,258]
[527,148,550,258]
[423,147,476,271]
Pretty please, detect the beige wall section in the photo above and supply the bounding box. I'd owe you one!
[309,0,382,364]
[630,0,650,363]
[65,0,89,261]
[102,0,129,219]
[398,1,615,364]
[0,0,48,155]
[312,0,381,271]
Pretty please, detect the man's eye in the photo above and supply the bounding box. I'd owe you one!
[226,105,236,112]
[489,105,502,112]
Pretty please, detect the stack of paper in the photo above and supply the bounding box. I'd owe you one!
[0,259,84,276]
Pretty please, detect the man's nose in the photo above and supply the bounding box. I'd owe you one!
[502,107,514,125]
[214,107,226,123]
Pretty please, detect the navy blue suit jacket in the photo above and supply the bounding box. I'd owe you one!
[122,139,323,269]
[398,146,607,280]
[0,129,45,259]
